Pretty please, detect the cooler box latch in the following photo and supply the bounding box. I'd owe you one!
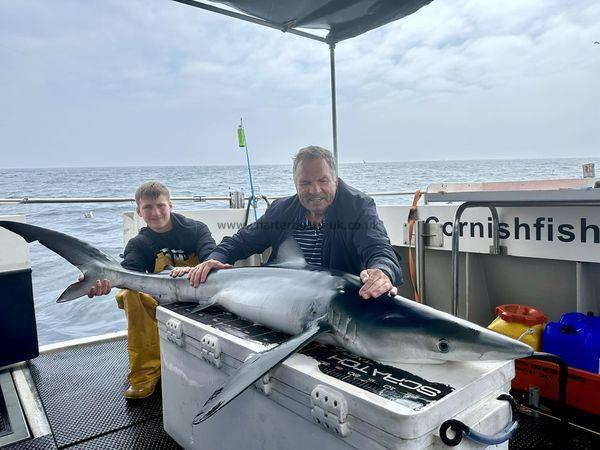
[253,372,272,396]
[200,334,222,368]
[311,385,349,437]
[166,318,184,347]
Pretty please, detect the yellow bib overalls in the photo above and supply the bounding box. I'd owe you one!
[115,251,200,395]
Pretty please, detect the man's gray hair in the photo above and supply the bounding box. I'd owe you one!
[292,146,337,181]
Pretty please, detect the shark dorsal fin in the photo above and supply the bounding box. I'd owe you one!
[269,236,307,268]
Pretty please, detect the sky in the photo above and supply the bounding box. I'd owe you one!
[1,0,599,168]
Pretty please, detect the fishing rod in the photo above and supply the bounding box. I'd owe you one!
[237,118,258,221]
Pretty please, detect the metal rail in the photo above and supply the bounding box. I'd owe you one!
[451,199,600,319]
[0,196,226,204]
[452,203,501,318]
[171,0,328,43]
[0,191,419,205]
[415,220,426,304]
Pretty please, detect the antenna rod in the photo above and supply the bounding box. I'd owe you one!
[237,118,258,221]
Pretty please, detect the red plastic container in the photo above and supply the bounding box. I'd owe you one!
[513,359,600,415]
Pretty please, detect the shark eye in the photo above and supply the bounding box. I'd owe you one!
[437,338,450,353]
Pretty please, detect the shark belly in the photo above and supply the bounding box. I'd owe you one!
[207,267,335,335]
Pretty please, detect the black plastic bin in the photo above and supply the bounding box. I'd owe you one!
[0,269,39,367]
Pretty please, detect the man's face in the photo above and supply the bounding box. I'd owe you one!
[295,158,338,217]
[136,194,173,233]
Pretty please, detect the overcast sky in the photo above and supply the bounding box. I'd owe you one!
[1,0,599,168]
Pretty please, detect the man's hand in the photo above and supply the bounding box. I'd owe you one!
[78,274,112,298]
[187,260,233,287]
[358,269,397,299]
[170,266,192,278]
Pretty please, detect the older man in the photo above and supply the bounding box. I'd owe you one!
[173,146,401,298]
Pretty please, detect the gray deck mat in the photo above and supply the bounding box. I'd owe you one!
[4,435,56,450]
[509,412,600,449]
[27,338,180,449]
[65,417,178,450]
[0,385,10,438]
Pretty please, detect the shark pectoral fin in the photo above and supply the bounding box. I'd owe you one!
[57,280,94,303]
[193,320,332,425]
[188,302,216,314]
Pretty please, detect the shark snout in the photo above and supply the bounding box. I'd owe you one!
[477,330,534,361]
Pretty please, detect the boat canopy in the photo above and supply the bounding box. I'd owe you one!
[205,0,433,43]
[174,0,435,162]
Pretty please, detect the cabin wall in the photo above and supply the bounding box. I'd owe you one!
[387,204,600,326]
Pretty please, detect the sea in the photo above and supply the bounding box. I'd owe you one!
[0,158,596,345]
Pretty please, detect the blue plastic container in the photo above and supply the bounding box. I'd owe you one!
[543,312,600,373]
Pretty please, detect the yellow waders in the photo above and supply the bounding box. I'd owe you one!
[116,289,161,391]
[116,252,200,398]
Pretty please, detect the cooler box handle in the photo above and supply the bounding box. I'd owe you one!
[439,394,519,447]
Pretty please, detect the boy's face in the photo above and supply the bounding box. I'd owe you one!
[136,194,173,233]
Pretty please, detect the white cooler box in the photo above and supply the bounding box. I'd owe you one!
[157,303,515,450]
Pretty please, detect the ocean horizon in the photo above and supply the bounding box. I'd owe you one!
[4,155,598,171]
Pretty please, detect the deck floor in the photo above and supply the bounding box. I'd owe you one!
[509,391,600,450]
[6,338,179,450]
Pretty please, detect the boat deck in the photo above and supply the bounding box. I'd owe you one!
[2,304,599,449]
[4,338,179,450]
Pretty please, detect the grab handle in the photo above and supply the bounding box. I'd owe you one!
[439,394,519,446]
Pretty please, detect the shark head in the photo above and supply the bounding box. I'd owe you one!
[329,282,533,364]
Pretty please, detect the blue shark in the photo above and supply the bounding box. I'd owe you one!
[0,220,533,424]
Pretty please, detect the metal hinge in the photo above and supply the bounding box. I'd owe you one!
[254,373,272,396]
[245,353,272,395]
[311,385,349,437]
[166,318,183,347]
[403,222,444,247]
[200,334,222,368]
[489,244,508,255]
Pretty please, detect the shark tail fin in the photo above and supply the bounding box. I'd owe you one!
[0,220,122,302]
[193,320,332,425]
[0,220,121,269]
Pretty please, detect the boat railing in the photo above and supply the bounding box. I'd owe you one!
[0,191,419,206]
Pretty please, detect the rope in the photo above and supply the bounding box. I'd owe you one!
[407,189,422,303]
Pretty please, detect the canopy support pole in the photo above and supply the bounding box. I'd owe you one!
[329,43,339,169]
